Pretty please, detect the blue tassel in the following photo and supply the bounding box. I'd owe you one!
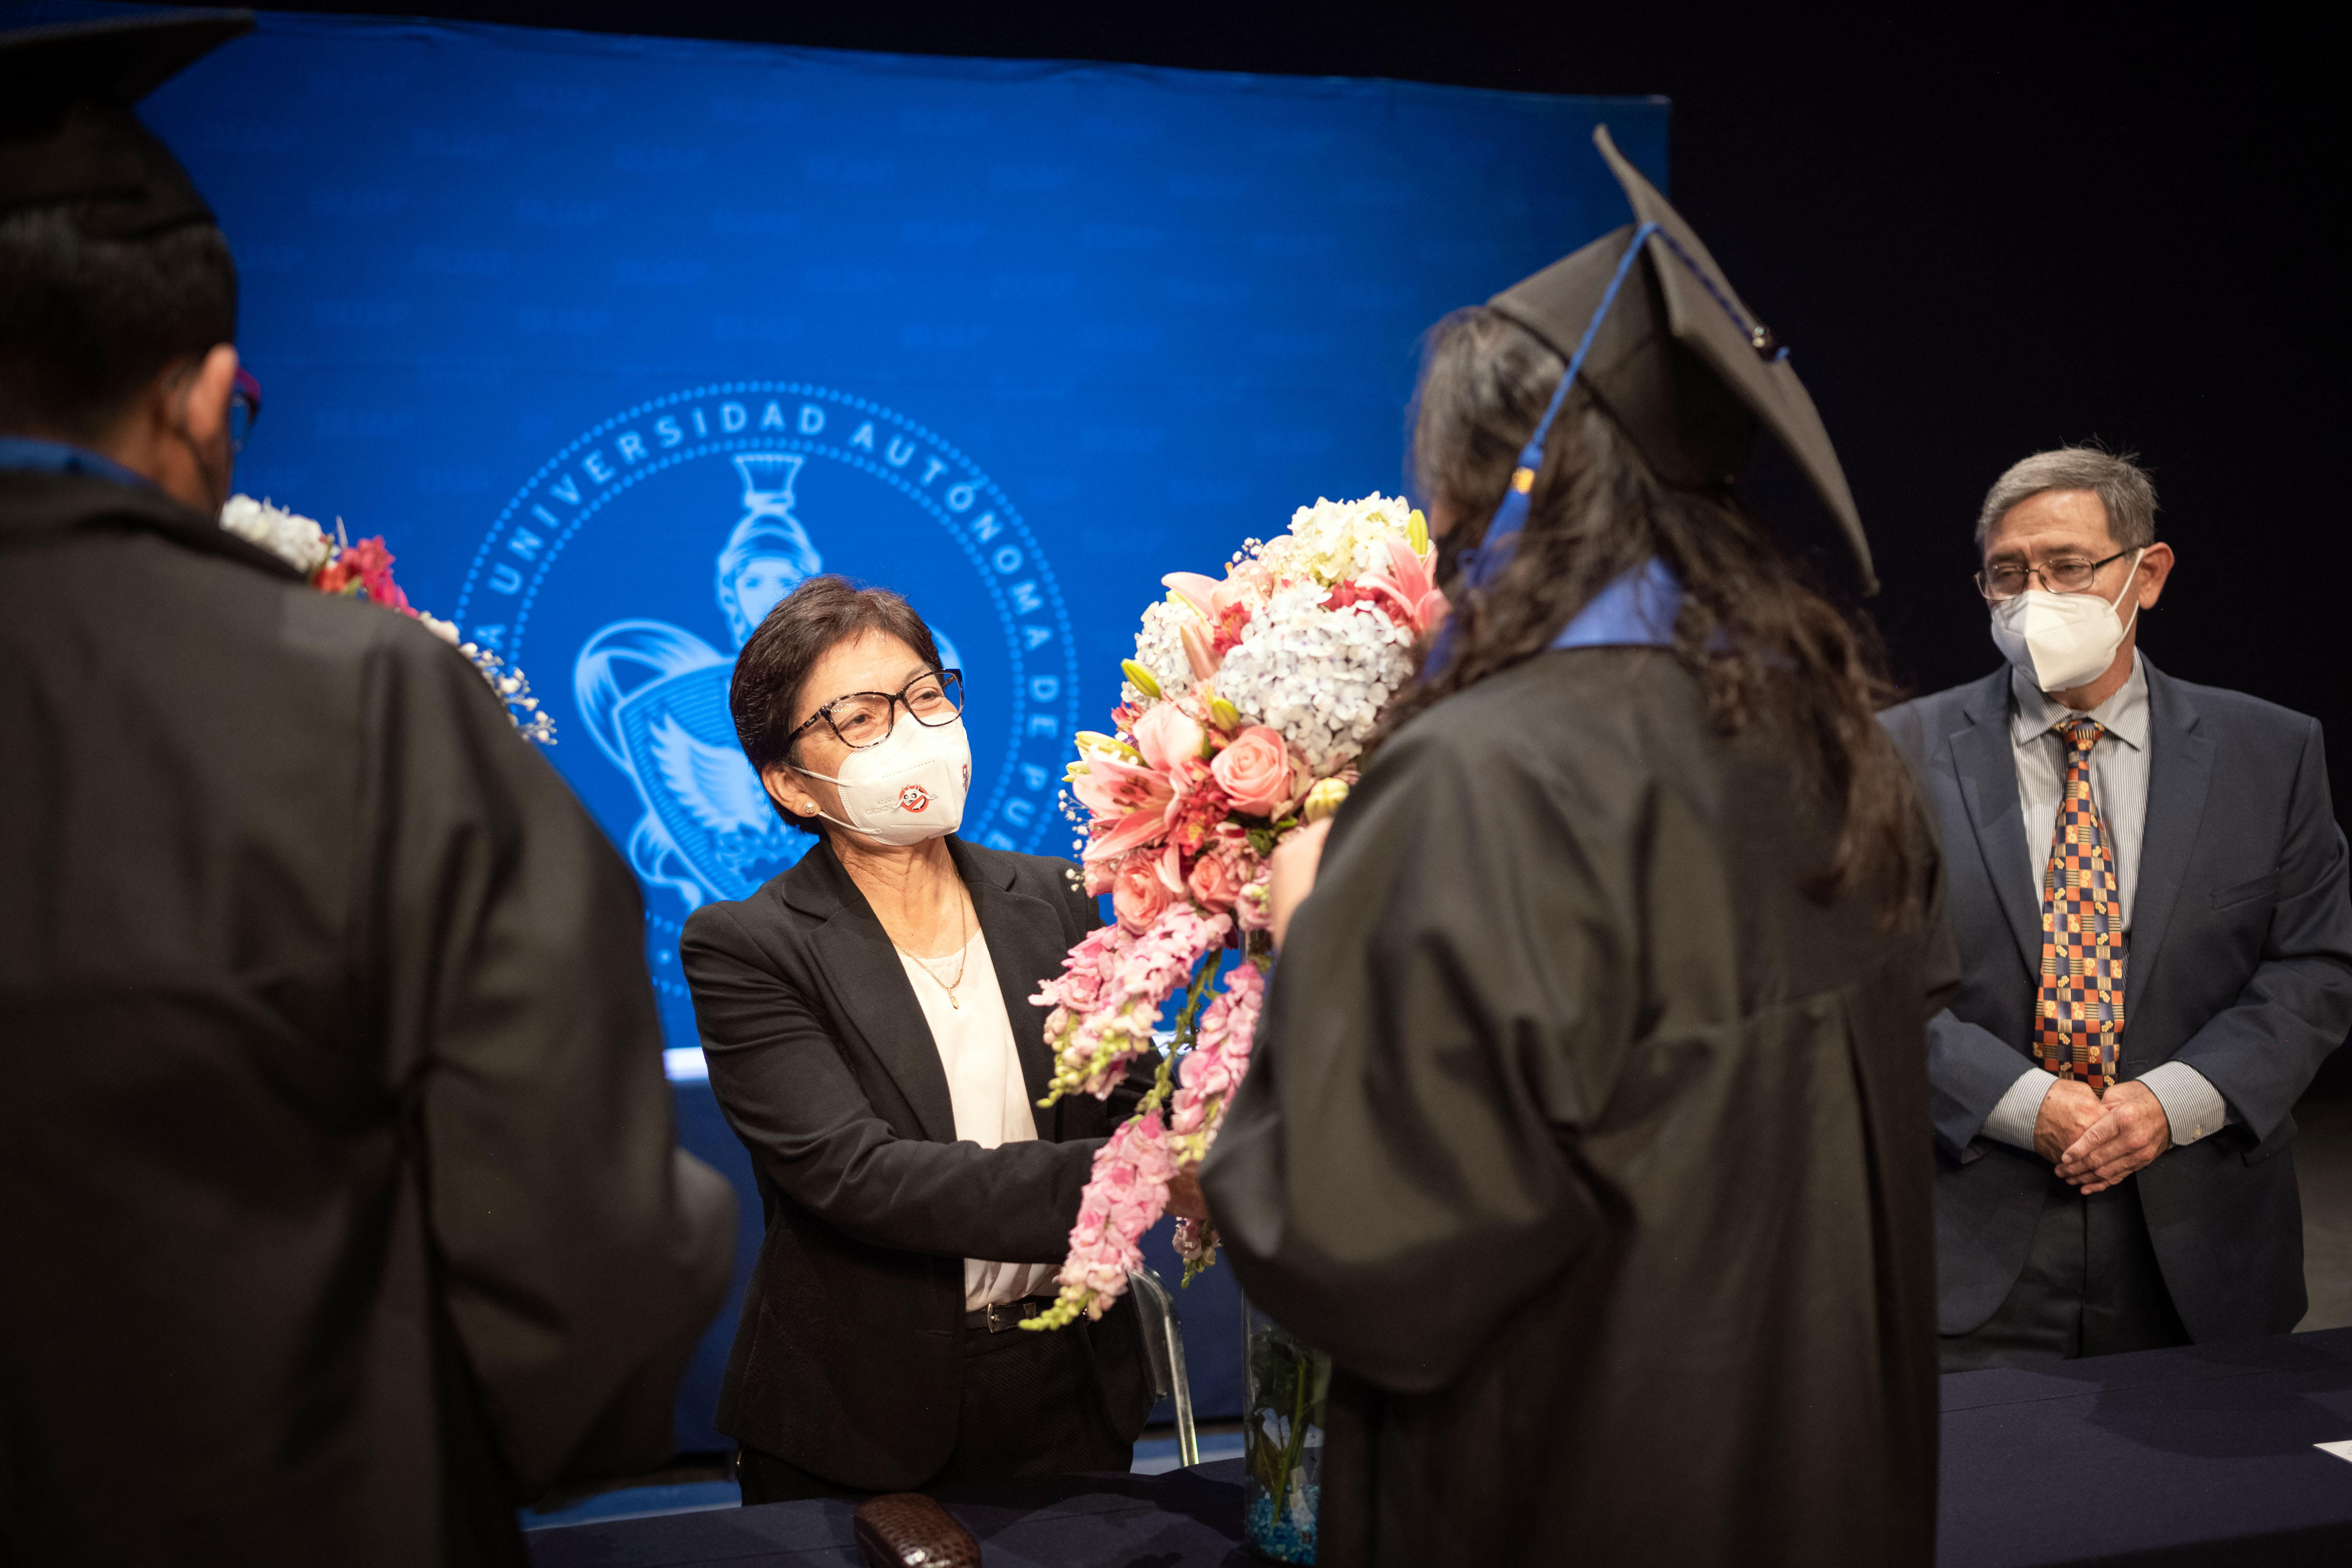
[1423,217,1789,683]
[1462,486,1531,587]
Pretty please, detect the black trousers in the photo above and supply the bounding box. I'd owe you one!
[1940,1171,2192,1372]
[735,1311,1136,1503]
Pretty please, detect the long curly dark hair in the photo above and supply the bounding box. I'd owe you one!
[1386,306,1923,919]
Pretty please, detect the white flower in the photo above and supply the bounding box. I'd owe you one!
[219,494,332,575]
[1214,584,1414,776]
[416,610,462,646]
[1279,492,1421,585]
[1129,595,1200,702]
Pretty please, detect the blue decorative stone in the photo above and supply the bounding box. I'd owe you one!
[1246,1483,1320,1564]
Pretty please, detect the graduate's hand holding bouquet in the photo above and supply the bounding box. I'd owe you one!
[1020,494,1443,1330]
[1264,816,1333,952]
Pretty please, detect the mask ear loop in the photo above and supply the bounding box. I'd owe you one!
[2111,547,2148,638]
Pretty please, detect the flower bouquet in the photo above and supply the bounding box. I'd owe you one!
[1022,493,1444,1332]
[220,494,554,743]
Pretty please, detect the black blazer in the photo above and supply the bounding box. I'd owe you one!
[680,835,1155,1489]
[1882,659,2352,1340]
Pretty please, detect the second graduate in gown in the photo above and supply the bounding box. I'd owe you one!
[1201,128,1957,1567]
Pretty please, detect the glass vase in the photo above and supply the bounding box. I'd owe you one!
[1241,1301,1329,1564]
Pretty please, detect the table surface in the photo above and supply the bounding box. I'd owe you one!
[1938,1327,2352,1567]
[529,1329,2352,1568]
[527,1461,1254,1567]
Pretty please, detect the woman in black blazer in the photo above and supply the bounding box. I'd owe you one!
[681,575,1170,1502]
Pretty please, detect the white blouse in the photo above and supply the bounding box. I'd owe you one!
[895,928,1063,1310]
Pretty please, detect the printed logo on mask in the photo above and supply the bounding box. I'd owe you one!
[900,785,931,813]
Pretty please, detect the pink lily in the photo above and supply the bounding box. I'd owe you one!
[1165,568,1266,619]
[1351,535,1449,634]
[1071,754,1176,864]
[1085,806,1169,862]
[1162,571,1222,620]
[1180,620,1219,681]
[1068,753,1175,817]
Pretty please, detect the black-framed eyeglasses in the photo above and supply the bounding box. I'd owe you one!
[1975,548,2131,602]
[787,668,963,752]
[229,366,262,456]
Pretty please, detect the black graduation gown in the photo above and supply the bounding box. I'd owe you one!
[0,471,736,1567]
[1201,647,1955,1568]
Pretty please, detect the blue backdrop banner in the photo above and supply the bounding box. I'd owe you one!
[24,0,1665,1040]
[10,1,1667,1448]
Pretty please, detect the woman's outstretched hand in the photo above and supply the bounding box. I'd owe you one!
[1166,1170,1210,1221]
[1267,817,1332,952]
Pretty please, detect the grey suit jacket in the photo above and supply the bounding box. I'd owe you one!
[1881,658,2352,1339]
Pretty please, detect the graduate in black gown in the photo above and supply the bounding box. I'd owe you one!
[0,16,733,1564]
[1201,128,1956,1567]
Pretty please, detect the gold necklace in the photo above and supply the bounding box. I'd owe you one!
[907,896,971,1009]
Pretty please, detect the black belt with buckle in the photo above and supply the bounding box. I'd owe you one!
[966,1294,1056,1333]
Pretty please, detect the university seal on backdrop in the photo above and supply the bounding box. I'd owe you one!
[454,383,1080,960]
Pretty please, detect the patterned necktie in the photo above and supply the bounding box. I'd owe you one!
[2036,716,2125,1091]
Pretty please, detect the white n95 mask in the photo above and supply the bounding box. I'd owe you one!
[797,716,972,846]
[1988,549,2145,693]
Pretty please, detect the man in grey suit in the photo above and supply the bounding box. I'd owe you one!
[1883,446,2352,1369]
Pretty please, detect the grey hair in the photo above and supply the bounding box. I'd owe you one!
[1975,446,2158,551]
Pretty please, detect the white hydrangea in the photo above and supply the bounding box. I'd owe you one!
[1279,492,1421,585]
[1129,595,1200,701]
[1214,584,1414,776]
[219,494,332,575]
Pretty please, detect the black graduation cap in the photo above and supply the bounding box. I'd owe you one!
[1486,125,1873,594]
[0,9,252,241]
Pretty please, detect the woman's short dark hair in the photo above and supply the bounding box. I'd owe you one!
[0,209,238,441]
[731,575,941,827]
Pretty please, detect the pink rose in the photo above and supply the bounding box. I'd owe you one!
[1209,725,1294,816]
[1113,856,1172,933]
[1132,701,1206,773]
[1187,848,1243,913]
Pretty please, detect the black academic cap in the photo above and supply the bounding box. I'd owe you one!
[1489,125,1873,593]
[0,9,253,241]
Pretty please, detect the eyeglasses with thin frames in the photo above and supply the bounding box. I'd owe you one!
[1975,548,2131,602]
[786,668,964,752]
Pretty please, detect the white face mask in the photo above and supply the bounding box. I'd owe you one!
[1988,549,2146,693]
[795,716,972,846]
